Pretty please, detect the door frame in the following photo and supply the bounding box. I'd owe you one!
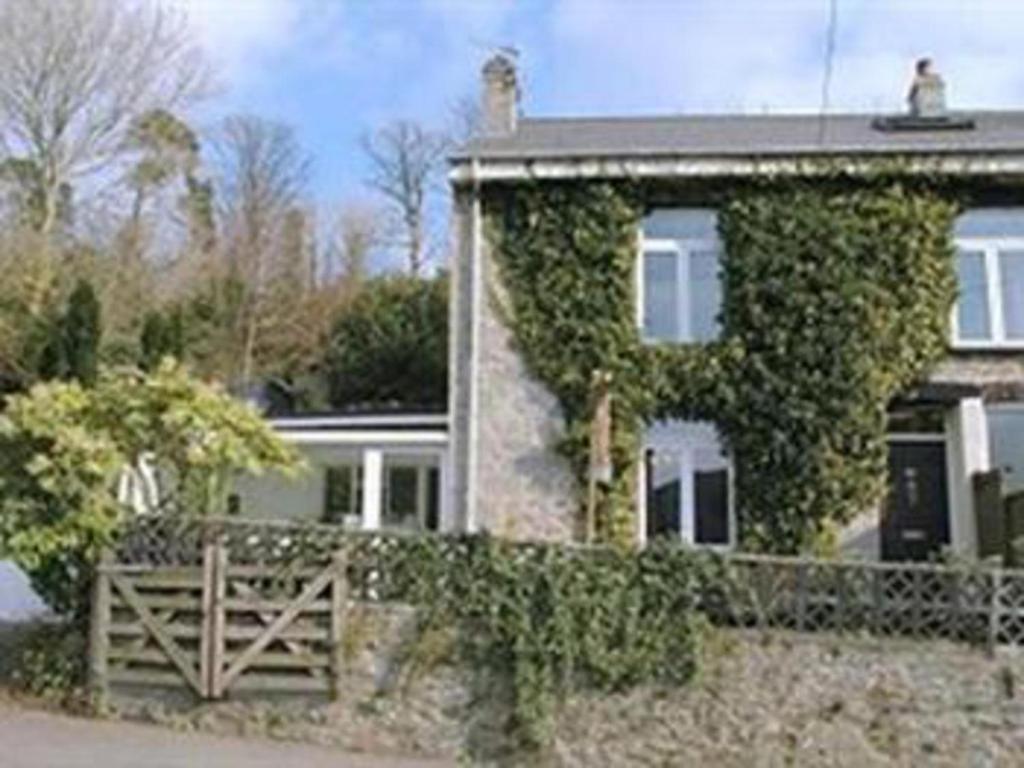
[884,431,955,560]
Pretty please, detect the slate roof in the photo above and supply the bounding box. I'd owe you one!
[455,111,1024,162]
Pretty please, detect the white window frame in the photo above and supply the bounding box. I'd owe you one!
[638,422,735,550]
[637,237,721,344]
[381,459,440,532]
[985,402,1024,494]
[953,236,1024,349]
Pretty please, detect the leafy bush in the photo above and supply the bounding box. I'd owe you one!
[0,360,301,617]
[10,621,90,710]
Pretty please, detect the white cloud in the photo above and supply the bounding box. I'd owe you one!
[539,0,1024,116]
[172,0,314,84]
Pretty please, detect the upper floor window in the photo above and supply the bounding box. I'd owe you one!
[639,209,721,343]
[954,210,1024,347]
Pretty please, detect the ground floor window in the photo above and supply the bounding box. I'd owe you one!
[988,405,1024,494]
[319,452,442,531]
[382,456,441,532]
[322,464,363,526]
[644,421,732,546]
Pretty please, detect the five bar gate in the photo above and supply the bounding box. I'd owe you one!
[89,536,348,706]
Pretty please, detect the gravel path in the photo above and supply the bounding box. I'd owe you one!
[0,703,453,768]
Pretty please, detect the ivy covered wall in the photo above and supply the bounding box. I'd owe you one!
[487,172,959,552]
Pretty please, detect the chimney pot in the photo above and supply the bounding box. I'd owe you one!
[481,52,518,136]
[907,57,946,118]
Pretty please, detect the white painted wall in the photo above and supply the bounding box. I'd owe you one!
[233,440,449,528]
[947,397,990,557]
[0,561,49,621]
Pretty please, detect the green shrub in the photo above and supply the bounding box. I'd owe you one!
[0,361,301,619]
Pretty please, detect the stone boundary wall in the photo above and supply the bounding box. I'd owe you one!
[115,608,1024,767]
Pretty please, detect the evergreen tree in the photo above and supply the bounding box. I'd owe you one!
[139,308,185,371]
[38,280,102,385]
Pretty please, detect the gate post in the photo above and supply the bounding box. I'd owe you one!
[200,531,227,699]
[88,549,113,713]
[330,549,349,701]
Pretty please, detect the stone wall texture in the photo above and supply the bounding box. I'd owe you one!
[123,618,1024,767]
[471,239,577,540]
[448,191,577,541]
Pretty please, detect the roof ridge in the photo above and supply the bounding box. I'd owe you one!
[516,109,1020,125]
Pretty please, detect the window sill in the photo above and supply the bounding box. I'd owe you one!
[950,341,1024,353]
[640,337,719,347]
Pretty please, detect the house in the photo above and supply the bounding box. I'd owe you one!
[239,55,1024,563]
[444,54,1024,561]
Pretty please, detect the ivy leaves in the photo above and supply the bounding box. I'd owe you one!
[719,182,957,551]
[490,175,957,554]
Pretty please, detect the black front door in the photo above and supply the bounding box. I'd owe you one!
[882,441,950,561]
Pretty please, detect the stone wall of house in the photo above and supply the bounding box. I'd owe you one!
[119,612,1024,767]
[448,189,577,541]
[471,236,577,540]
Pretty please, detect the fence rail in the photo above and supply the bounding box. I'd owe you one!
[699,553,1024,648]
[94,516,1024,703]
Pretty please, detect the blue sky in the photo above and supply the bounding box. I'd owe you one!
[178,0,1024,203]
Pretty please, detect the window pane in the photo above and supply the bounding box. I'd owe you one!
[999,250,1024,340]
[956,250,991,340]
[383,466,419,529]
[643,209,717,240]
[956,209,1024,239]
[643,251,678,341]
[988,408,1024,495]
[425,468,441,531]
[693,447,729,545]
[689,249,721,343]
[323,465,361,524]
[645,449,681,539]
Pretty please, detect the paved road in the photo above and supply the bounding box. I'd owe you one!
[0,704,452,768]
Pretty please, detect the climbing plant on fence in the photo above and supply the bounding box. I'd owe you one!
[116,517,709,751]
[488,169,958,552]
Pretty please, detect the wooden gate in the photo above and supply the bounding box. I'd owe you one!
[89,540,348,705]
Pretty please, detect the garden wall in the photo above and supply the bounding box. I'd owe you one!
[118,616,1024,767]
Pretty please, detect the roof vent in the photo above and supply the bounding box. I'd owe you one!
[873,58,975,132]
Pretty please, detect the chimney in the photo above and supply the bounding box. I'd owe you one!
[482,51,519,136]
[907,57,946,118]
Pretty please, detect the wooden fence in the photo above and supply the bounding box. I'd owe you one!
[91,516,1024,703]
[90,534,348,707]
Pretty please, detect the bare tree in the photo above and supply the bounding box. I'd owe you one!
[325,200,384,285]
[0,0,210,238]
[361,120,447,275]
[210,115,311,386]
[448,94,482,144]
